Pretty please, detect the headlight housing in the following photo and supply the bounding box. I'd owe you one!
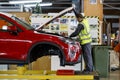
[59,37,80,61]
[59,37,75,44]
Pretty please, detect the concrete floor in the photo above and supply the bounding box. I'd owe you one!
[100,70,120,80]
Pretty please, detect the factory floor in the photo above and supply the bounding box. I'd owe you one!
[100,69,120,80]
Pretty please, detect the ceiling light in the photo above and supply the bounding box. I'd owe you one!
[0,2,9,4]
[9,0,42,4]
[24,3,52,7]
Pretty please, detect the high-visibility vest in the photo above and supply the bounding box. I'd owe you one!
[79,18,92,45]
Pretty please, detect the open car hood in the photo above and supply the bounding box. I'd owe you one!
[35,7,74,30]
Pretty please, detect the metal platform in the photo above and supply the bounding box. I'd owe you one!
[0,65,99,80]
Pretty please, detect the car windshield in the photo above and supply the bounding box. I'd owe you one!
[12,16,34,30]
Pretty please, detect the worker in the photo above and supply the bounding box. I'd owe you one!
[69,12,93,73]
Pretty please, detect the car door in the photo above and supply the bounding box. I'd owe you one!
[0,28,8,58]
[0,18,10,58]
[0,16,27,60]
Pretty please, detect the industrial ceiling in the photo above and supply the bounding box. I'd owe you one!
[0,0,119,16]
[0,0,72,12]
[0,0,119,30]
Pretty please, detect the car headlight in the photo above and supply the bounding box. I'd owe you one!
[59,37,75,44]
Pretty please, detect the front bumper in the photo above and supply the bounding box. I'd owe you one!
[65,42,82,65]
[64,54,82,65]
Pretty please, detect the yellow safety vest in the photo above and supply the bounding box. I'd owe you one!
[79,18,92,45]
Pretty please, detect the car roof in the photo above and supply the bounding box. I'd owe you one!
[35,7,74,30]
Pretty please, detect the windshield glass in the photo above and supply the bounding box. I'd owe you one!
[12,16,34,30]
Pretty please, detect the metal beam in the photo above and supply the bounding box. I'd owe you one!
[42,7,68,9]
[103,3,120,4]
[0,2,9,4]
[54,0,71,1]
[104,0,120,2]
[52,2,72,4]
[0,9,21,12]
[104,7,120,10]
[104,15,120,19]
[103,3,120,10]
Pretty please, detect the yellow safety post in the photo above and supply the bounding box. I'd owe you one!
[17,64,27,75]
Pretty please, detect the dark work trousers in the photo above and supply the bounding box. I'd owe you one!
[81,43,93,71]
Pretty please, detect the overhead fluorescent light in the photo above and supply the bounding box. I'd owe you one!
[24,3,52,7]
[0,2,9,4]
[9,0,42,4]
[40,3,52,6]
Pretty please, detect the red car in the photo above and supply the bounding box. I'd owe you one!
[0,7,82,66]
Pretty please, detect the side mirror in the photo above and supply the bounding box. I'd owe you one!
[2,25,8,31]
[2,25,17,31]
